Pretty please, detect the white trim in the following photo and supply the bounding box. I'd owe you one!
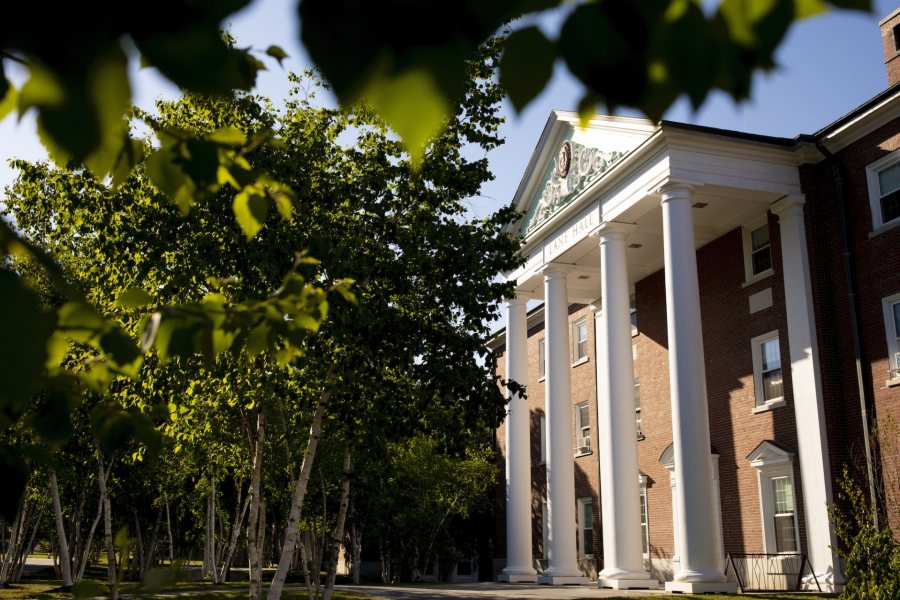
[882,292,900,381]
[573,317,589,362]
[638,476,650,559]
[577,497,595,557]
[538,337,547,379]
[748,442,800,555]
[751,330,785,410]
[866,149,900,233]
[742,217,775,285]
[575,401,591,456]
[540,415,547,465]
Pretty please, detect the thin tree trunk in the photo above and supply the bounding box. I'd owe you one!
[268,371,335,600]
[16,508,43,582]
[50,470,74,587]
[1,496,28,584]
[133,509,144,580]
[219,490,248,583]
[97,451,118,600]
[76,497,103,582]
[164,492,174,565]
[350,518,361,585]
[202,480,212,580]
[323,447,352,600]
[299,533,313,600]
[143,505,162,574]
[246,408,266,600]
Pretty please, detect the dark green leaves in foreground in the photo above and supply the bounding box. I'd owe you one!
[301,0,871,157]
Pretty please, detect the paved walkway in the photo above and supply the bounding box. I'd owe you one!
[338,582,664,599]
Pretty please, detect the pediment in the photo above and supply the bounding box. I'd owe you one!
[746,440,793,467]
[659,442,720,469]
[509,111,656,239]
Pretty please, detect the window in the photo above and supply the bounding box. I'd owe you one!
[573,318,588,362]
[866,150,900,231]
[634,379,644,440]
[743,220,773,282]
[748,441,800,555]
[577,498,594,556]
[575,402,591,453]
[751,331,784,410]
[772,477,798,552]
[883,294,900,381]
[538,338,546,379]
[639,477,650,557]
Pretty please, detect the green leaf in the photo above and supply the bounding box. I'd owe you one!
[245,323,272,358]
[30,388,74,447]
[0,79,16,121]
[207,126,247,147]
[117,287,154,309]
[500,27,556,113]
[110,136,145,189]
[233,190,271,239]
[266,45,289,65]
[0,271,56,412]
[0,448,28,522]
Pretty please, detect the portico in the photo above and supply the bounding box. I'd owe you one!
[497,112,838,591]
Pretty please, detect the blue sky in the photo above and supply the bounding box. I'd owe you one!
[1,0,897,219]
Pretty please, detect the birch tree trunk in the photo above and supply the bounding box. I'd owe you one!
[299,534,313,600]
[322,447,352,600]
[1,496,28,584]
[246,408,266,600]
[97,451,118,600]
[133,509,144,580]
[219,490,248,583]
[267,372,335,600]
[15,508,43,582]
[76,497,102,582]
[143,505,162,574]
[349,518,361,585]
[49,469,74,587]
[164,492,174,565]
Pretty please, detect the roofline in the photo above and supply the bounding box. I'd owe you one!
[807,81,900,140]
[660,120,795,147]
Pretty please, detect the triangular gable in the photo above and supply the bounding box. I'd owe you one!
[509,111,657,239]
[746,440,793,467]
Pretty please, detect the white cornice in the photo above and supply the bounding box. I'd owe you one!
[814,88,900,157]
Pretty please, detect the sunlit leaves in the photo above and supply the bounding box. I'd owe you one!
[116,287,154,309]
[265,45,289,65]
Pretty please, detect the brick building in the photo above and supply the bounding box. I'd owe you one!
[489,9,900,593]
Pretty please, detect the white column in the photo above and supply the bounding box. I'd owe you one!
[538,266,588,585]
[499,296,538,583]
[594,223,657,589]
[659,184,735,594]
[771,195,842,591]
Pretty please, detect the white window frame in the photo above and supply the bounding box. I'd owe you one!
[639,475,650,558]
[572,317,589,365]
[630,291,638,337]
[742,218,774,285]
[866,149,900,233]
[538,338,546,380]
[748,441,801,555]
[751,330,786,412]
[577,497,594,557]
[882,292,900,383]
[540,415,547,465]
[633,379,643,438]
[575,401,591,455]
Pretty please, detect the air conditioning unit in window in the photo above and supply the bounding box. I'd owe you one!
[575,436,591,454]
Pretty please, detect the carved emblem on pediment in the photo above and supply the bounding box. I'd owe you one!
[526,141,624,234]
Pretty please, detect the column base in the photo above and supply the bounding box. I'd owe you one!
[538,574,589,585]
[802,571,843,593]
[497,571,538,583]
[598,577,659,590]
[665,580,737,594]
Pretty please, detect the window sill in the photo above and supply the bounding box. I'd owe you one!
[869,217,900,239]
[572,356,590,368]
[886,377,900,388]
[574,449,593,458]
[538,375,546,383]
[753,398,787,414]
[742,268,774,288]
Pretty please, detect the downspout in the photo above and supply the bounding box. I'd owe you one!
[814,140,879,529]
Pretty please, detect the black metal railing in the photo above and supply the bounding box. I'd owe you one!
[725,553,820,592]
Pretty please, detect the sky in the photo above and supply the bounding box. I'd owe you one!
[1,0,898,220]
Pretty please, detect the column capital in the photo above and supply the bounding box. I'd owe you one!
[539,263,573,280]
[593,220,636,241]
[504,292,532,306]
[770,195,806,218]
[656,182,696,203]
[590,300,603,315]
